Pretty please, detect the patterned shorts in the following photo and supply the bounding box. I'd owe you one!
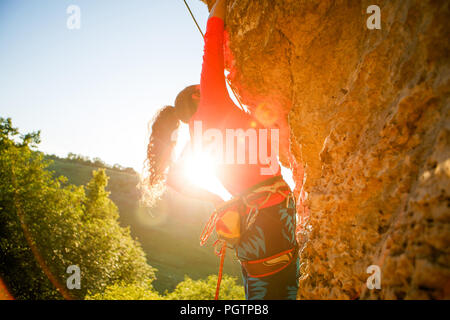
[235,197,300,300]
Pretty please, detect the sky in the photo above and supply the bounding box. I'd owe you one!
[0,0,294,199]
[0,0,209,171]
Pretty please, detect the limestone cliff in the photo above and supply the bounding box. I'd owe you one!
[202,0,449,299]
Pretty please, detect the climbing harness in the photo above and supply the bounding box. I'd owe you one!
[181,0,246,112]
[241,247,297,278]
[199,176,295,299]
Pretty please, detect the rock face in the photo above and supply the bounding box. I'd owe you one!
[205,0,449,299]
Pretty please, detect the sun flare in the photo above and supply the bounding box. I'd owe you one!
[174,124,232,201]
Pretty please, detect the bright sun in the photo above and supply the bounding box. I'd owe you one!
[174,123,232,201]
[173,123,295,201]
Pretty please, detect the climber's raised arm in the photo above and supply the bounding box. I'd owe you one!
[197,0,234,120]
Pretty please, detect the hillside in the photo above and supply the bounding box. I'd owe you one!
[46,156,242,293]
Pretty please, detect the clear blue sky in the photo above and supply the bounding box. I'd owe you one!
[0,0,209,171]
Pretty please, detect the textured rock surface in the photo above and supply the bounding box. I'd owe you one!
[204,0,449,299]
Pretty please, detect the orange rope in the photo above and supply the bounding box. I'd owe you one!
[200,211,218,246]
[201,213,227,300]
[214,240,227,300]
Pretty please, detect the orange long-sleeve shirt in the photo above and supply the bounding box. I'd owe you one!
[190,17,283,203]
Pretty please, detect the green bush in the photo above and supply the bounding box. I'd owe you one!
[85,280,162,300]
[164,275,245,300]
[0,118,155,299]
[86,275,245,300]
[0,117,244,301]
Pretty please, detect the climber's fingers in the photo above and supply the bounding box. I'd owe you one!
[209,0,227,20]
[206,0,217,12]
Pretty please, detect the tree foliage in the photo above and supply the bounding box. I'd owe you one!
[0,118,244,300]
[86,275,245,300]
[163,275,245,300]
[47,153,135,174]
[0,117,155,299]
[85,280,161,300]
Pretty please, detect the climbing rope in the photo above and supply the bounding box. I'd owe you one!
[182,0,204,38]
[181,0,246,112]
[200,210,225,300]
[213,240,227,300]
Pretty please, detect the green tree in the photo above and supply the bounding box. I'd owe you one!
[85,275,245,300]
[85,280,162,300]
[0,118,156,299]
[164,275,245,300]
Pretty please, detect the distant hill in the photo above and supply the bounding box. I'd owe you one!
[45,155,242,293]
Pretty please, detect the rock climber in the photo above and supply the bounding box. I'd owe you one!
[144,0,299,300]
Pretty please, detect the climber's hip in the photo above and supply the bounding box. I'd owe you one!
[240,246,298,278]
[235,196,298,263]
[235,196,300,299]
[199,176,299,300]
